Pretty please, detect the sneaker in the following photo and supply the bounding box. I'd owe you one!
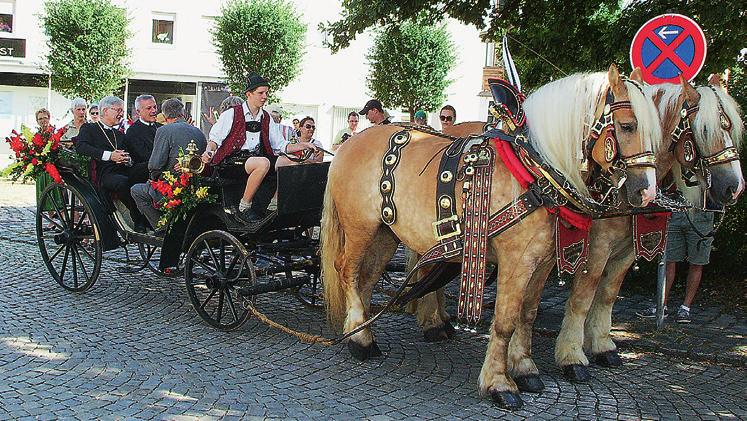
[237,208,263,223]
[675,307,691,324]
[636,305,668,318]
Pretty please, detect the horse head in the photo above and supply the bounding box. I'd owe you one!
[686,74,745,207]
[588,64,659,207]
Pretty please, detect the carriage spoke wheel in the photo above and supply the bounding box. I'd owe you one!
[36,182,102,292]
[138,243,182,277]
[185,230,255,330]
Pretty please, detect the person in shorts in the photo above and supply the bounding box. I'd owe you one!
[638,208,715,323]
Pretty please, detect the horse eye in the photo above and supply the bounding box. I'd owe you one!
[619,122,636,133]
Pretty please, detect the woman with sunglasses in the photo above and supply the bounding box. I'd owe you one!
[276,116,324,168]
[439,104,456,129]
[88,104,99,123]
[202,73,317,222]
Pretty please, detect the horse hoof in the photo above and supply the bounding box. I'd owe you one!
[423,326,449,343]
[490,390,524,410]
[562,364,591,382]
[348,340,382,361]
[594,350,623,367]
[514,374,544,393]
[443,320,456,338]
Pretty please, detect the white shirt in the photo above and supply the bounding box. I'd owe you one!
[209,102,289,154]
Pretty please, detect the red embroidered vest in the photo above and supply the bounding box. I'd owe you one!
[212,105,273,165]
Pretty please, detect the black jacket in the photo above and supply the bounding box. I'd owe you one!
[124,120,162,164]
[75,122,129,178]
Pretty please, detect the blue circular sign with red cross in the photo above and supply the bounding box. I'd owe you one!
[630,14,707,84]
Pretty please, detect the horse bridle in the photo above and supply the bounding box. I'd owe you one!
[584,84,656,205]
[670,86,739,189]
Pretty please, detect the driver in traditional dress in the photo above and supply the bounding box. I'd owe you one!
[201,73,317,222]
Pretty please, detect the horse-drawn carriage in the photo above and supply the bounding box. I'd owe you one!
[36,151,330,330]
[33,64,743,411]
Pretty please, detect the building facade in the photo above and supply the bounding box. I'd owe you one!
[0,0,499,167]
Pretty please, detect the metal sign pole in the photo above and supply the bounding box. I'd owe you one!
[655,255,666,329]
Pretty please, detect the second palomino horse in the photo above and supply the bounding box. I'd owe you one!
[555,75,744,381]
[321,64,661,409]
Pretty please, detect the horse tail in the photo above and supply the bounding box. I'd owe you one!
[320,180,346,332]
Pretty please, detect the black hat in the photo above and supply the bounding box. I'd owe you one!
[245,73,270,93]
[359,99,383,115]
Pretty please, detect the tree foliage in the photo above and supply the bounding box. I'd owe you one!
[41,0,130,101]
[367,23,455,118]
[212,0,305,99]
[322,0,747,91]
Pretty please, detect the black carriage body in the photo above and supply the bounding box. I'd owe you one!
[60,170,121,252]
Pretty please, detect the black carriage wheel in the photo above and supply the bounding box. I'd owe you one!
[184,230,255,330]
[138,243,182,277]
[36,182,102,292]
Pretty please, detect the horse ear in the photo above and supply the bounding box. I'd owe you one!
[680,74,700,103]
[708,73,723,87]
[608,63,624,95]
[630,67,643,83]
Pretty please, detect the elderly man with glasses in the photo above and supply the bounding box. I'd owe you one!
[201,73,316,222]
[75,96,150,232]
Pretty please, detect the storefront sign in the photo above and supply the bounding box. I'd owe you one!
[0,38,25,58]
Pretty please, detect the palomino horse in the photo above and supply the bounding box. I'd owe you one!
[554,75,744,381]
[321,65,661,409]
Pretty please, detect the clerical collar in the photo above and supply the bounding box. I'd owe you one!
[139,118,156,127]
[99,121,116,130]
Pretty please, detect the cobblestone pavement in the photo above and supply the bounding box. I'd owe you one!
[1,182,745,420]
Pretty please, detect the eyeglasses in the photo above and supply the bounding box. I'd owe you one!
[439,115,453,122]
[348,120,358,123]
[304,124,316,130]
[90,112,99,115]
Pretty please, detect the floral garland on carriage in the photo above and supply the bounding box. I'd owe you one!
[3,125,66,183]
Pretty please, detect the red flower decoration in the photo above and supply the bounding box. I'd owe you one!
[45,162,62,184]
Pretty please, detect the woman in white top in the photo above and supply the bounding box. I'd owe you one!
[275,116,324,168]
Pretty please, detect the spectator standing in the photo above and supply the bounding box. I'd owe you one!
[359,99,390,125]
[414,110,428,126]
[439,105,456,129]
[88,104,99,123]
[332,112,359,151]
[637,184,716,323]
[60,98,88,144]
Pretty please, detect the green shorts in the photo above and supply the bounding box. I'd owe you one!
[664,210,714,265]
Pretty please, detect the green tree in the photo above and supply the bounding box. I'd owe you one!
[41,0,130,101]
[212,0,306,99]
[367,23,455,119]
[322,0,747,91]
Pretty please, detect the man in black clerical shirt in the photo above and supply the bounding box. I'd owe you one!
[125,94,162,165]
[75,95,149,232]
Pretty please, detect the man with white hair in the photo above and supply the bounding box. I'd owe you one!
[60,97,88,144]
[125,94,162,166]
[76,95,149,232]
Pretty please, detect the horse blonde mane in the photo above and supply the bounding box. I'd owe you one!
[523,72,661,194]
[694,86,744,152]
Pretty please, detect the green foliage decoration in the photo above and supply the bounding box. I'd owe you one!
[41,0,130,101]
[212,0,306,100]
[367,22,455,118]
